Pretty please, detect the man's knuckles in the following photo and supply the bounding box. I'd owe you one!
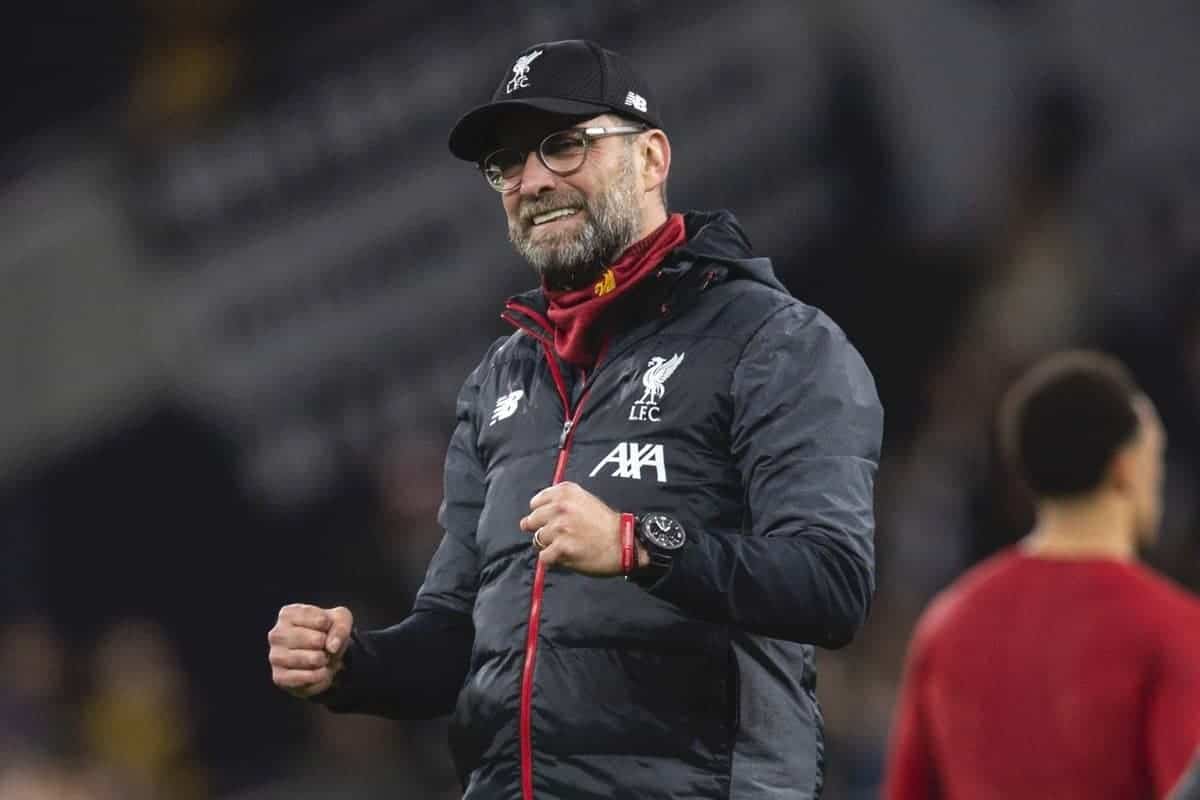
[268,624,326,649]
[274,667,331,691]
[270,647,329,669]
[278,604,334,630]
[278,603,306,617]
[278,603,318,621]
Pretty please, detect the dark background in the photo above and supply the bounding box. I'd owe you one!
[1,2,1198,798]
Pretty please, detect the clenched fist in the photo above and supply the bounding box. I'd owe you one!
[520,481,646,576]
[268,603,353,698]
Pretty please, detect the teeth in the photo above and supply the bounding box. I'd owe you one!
[532,208,578,225]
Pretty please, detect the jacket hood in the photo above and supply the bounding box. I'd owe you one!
[675,210,789,295]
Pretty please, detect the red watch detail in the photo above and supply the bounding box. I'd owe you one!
[619,512,636,575]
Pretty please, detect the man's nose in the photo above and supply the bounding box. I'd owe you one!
[518,150,556,197]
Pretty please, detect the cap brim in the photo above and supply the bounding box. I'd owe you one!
[447,97,614,162]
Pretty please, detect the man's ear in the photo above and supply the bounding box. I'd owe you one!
[1106,444,1137,496]
[640,130,670,199]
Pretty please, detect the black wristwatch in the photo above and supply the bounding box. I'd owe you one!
[633,512,687,577]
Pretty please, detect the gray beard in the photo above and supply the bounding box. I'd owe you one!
[508,159,642,291]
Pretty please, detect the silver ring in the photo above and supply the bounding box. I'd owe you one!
[533,529,547,550]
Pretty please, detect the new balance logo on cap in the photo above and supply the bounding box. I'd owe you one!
[624,91,647,112]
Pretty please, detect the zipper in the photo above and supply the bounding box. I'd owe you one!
[521,378,588,800]
[505,301,576,800]
[504,300,607,800]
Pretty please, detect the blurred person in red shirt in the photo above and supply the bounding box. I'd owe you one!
[884,350,1200,799]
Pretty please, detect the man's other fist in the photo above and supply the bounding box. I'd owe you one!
[268,603,353,698]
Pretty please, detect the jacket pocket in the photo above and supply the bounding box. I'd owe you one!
[532,640,733,766]
[448,652,519,784]
[448,677,482,786]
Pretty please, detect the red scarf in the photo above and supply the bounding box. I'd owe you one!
[544,213,687,367]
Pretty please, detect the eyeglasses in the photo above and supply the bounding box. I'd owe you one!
[480,125,648,193]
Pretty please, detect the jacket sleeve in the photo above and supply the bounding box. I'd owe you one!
[644,303,882,647]
[316,347,493,718]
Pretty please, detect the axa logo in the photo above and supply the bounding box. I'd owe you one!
[506,50,543,94]
[490,389,524,425]
[593,268,616,297]
[589,442,668,482]
[630,353,684,422]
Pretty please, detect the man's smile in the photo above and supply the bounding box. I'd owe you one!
[532,207,580,226]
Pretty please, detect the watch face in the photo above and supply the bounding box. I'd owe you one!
[642,513,686,550]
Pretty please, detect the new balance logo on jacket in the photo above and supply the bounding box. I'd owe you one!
[491,389,524,424]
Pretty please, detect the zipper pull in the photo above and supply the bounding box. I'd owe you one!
[559,419,573,448]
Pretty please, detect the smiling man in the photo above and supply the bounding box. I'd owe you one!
[268,40,883,800]
[494,107,659,294]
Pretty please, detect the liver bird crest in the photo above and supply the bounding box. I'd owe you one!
[638,353,686,405]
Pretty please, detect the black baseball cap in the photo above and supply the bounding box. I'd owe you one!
[448,39,663,163]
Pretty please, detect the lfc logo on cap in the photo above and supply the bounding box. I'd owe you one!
[506,50,543,94]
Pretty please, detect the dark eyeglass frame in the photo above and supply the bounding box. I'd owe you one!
[479,124,649,193]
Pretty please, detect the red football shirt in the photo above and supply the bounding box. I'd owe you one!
[885,549,1200,800]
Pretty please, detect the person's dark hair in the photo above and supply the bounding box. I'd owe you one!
[999,351,1142,499]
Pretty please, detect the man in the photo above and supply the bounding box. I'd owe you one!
[884,351,1200,799]
[268,39,883,799]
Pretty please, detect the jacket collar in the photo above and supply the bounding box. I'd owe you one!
[502,211,738,338]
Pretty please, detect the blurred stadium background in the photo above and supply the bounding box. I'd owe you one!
[1,1,1198,798]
